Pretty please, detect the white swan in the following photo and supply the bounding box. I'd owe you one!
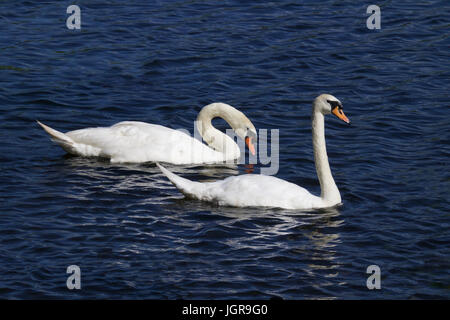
[157,94,350,210]
[37,103,257,164]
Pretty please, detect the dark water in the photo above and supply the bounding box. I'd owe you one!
[0,0,449,299]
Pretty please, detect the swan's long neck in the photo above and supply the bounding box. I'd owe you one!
[312,110,341,205]
[196,103,241,159]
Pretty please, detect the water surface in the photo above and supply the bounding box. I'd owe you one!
[0,0,449,299]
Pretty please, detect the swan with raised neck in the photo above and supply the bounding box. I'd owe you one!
[157,94,350,210]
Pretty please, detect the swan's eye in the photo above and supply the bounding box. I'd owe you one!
[327,99,342,109]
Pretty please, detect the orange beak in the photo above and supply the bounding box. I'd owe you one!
[245,136,256,156]
[332,107,350,124]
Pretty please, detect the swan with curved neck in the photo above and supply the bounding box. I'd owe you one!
[157,94,350,210]
[37,102,257,164]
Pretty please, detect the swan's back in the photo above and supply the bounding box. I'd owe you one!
[206,174,322,209]
[65,121,224,164]
[158,164,323,210]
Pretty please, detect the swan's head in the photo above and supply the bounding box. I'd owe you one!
[315,94,350,124]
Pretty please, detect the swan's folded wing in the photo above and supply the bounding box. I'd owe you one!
[208,174,320,209]
[158,164,323,209]
[66,122,208,163]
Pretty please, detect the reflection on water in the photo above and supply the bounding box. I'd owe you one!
[163,196,346,299]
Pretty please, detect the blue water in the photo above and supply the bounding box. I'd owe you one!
[0,0,449,299]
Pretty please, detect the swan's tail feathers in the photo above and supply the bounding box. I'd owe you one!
[36,121,76,154]
[156,163,206,199]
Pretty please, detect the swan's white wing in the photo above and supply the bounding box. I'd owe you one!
[65,121,223,164]
[158,164,323,210]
